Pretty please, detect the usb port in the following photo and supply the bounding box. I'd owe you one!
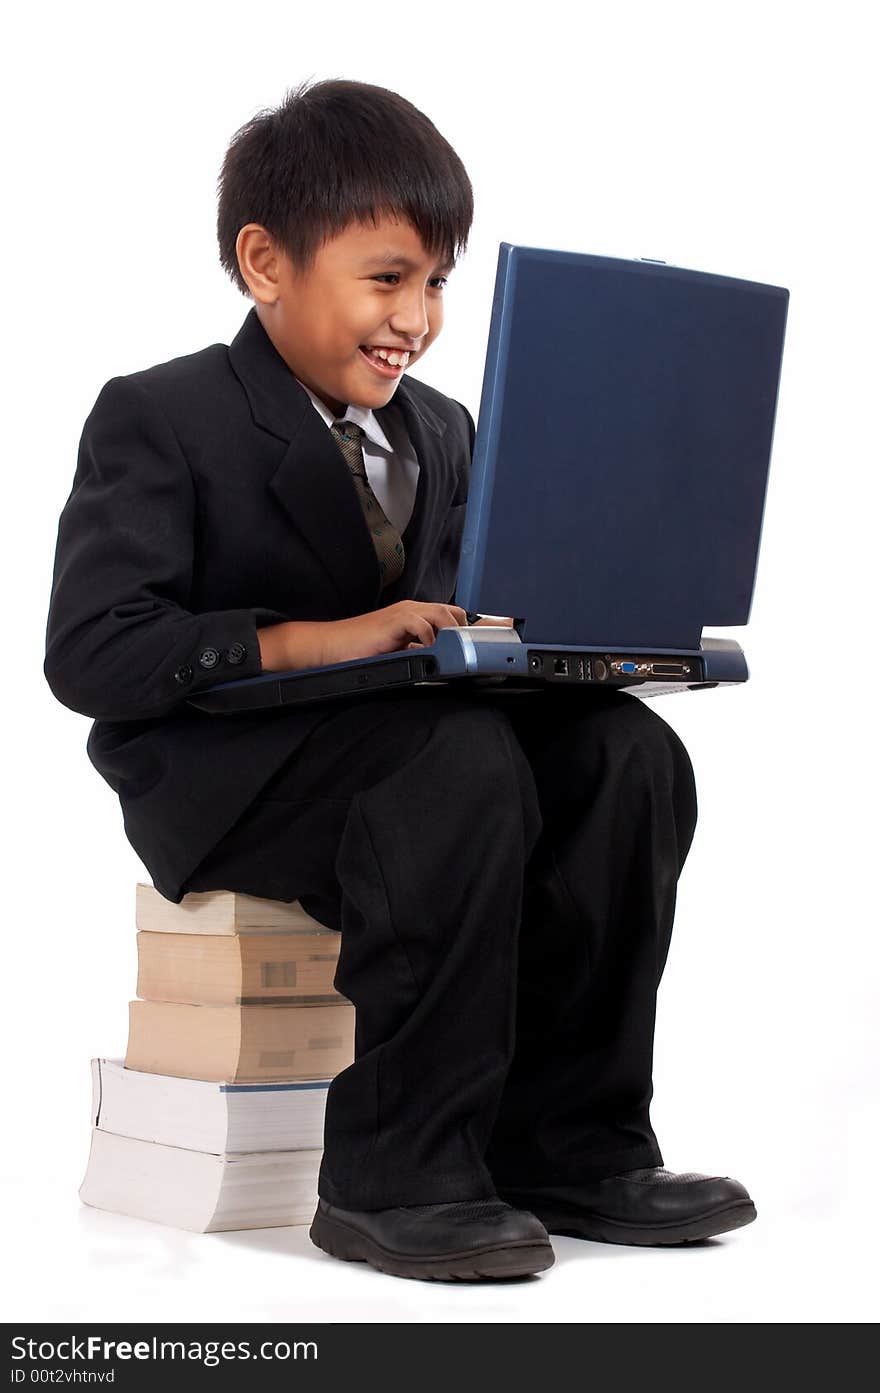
[554,658,569,676]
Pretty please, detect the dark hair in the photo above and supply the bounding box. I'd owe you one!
[217,78,474,298]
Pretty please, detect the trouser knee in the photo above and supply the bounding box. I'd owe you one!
[546,693,697,857]
[599,695,698,858]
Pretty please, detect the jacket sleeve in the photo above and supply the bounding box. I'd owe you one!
[44,375,290,722]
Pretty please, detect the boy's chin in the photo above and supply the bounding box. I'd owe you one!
[350,373,403,407]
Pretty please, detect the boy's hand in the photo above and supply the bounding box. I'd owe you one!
[257,604,513,672]
[322,601,469,664]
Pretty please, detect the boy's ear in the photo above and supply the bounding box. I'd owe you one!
[236,224,284,303]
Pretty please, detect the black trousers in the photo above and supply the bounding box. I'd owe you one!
[182,684,698,1210]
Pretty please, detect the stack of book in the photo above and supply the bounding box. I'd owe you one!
[79,884,354,1232]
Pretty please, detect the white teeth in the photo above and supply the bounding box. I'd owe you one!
[367,347,409,367]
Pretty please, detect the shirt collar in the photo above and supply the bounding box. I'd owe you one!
[295,377,395,455]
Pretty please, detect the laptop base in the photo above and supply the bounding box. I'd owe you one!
[189,629,745,715]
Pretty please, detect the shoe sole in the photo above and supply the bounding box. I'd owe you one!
[309,1208,555,1281]
[506,1197,757,1246]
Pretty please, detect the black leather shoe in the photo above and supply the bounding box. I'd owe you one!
[309,1196,555,1281]
[497,1167,757,1246]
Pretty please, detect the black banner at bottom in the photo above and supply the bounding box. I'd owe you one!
[2,1322,864,1389]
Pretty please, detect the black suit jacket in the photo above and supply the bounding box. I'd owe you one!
[45,307,475,902]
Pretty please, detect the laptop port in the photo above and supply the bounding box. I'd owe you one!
[526,653,591,681]
[606,656,696,681]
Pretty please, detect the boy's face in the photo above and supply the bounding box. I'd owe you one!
[239,213,453,416]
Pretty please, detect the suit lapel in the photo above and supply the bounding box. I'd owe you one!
[228,306,456,613]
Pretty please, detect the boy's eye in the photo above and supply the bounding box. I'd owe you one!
[371,274,448,288]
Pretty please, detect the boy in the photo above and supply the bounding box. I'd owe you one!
[44,78,756,1282]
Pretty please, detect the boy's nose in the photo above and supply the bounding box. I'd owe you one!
[390,292,431,342]
[386,329,429,354]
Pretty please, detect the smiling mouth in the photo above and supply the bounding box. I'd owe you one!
[358,345,411,376]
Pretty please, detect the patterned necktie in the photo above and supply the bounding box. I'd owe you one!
[330,420,405,587]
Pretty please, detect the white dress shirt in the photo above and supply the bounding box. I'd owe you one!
[295,377,419,535]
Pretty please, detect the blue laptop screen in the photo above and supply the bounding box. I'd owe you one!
[454,245,789,647]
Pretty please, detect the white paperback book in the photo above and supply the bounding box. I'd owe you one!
[79,1129,322,1231]
[91,1058,329,1153]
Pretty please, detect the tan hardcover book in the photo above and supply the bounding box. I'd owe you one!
[125,999,355,1082]
[136,882,332,936]
[136,930,343,1005]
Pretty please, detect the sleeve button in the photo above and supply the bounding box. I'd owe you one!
[226,642,247,665]
[198,647,220,669]
[174,664,194,685]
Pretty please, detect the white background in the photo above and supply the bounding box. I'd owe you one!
[4,0,877,1325]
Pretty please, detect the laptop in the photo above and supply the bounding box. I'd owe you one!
[189,244,789,714]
